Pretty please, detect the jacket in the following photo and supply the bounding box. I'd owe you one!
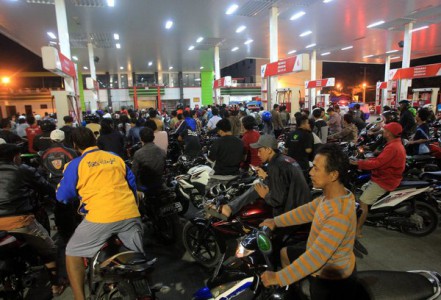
[400,109,416,139]
[0,162,54,217]
[265,153,311,216]
[41,143,78,185]
[357,138,406,191]
[131,142,166,189]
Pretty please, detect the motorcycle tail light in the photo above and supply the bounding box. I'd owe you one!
[235,244,255,258]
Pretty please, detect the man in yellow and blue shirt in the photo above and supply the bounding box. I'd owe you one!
[57,127,142,300]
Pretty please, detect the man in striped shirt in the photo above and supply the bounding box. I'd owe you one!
[260,144,357,299]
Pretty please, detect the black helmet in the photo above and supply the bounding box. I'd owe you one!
[84,114,100,124]
[40,120,56,132]
[382,111,399,124]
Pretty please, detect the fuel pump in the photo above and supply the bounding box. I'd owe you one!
[276,88,292,112]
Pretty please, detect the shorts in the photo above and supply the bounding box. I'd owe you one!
[66,217,144,258]
[359,181,388,205]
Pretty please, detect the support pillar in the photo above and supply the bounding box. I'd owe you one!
[105,72,112,109]
[383,55,391,108]
[268,5,278,110]
[310,50,317,110]
[214,46,221,104]
[87,42,98,112]
[400,22,413,101]
[178,71,184,105]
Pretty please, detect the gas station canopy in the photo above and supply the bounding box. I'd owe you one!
[0,0,440,73]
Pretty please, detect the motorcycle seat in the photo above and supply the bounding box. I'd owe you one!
[396,180,431,189]
[409,154,435,161]
[100,251,156,270]
[356,270,435,300]
[421,171,441,180]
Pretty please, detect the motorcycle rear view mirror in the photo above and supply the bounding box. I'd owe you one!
[257,230,272,256]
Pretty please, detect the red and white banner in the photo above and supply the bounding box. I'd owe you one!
[305,78,335,89]
[213,76,232,89]
[389,63,441,80]
[376,81,388,89]
[261,53,309,78]
[42,46,77,78]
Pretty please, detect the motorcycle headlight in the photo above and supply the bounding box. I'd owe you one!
[235,243,255,258]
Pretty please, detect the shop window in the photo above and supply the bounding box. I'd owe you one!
[40,104,48,109]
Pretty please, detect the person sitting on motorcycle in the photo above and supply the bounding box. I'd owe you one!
[56,127,143,300]
[0,143,66,296]
[175,110,202,158]
[131,127,166,192]
[33,119,56,152]
[260,144,357,300]
[350,122,406,238]
[218,134,311,218]
[406,108,431,155]
[327,113,358,144]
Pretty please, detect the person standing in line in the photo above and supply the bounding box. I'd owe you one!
[271,104,284,138]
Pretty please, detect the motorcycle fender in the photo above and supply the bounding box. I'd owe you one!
[371,187,431,210]
[189,218,226,253]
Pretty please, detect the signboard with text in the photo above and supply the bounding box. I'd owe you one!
[305,77,335,89]
[376,81,388,89]
[41,46,76,78]
[261,53,310,78]
[213,76,232,89]
[389,63,441,80]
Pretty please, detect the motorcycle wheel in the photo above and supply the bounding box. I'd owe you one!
[176,192,189,216]
[100,281,137,300]
[182,221,222,268]
[401,202,438,237]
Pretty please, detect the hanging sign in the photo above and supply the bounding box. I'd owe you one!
[261,53,310,78]
[41,46,77,78]
[376,81,388,89]
[213,76,232,89]
[305,78,335,89]
[389,63,441,80]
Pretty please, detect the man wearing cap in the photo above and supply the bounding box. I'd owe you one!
[398,100,416,139]
[219,134,311,218]
[350,122,406,237]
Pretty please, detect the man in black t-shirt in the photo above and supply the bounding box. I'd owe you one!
[285,115,313,181]
[175,111,202,158]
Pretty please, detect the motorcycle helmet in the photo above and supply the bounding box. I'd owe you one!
[84,114,100,124]
[382,111,399,124]
[40,120,56,132]
[261,111,272,122]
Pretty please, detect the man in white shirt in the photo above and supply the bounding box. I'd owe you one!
[207,107,222,130]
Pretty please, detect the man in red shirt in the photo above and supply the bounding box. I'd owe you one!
[351,122,406,237]
[241,116,261,169]
[25,115,42,153]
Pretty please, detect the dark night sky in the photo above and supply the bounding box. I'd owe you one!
[0,34,45,72]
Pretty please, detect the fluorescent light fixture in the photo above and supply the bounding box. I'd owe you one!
[236,25,246,33]
[196,37,204,43]
[107,0,114,7]
[200,66,204,69]
[321,52,331,56]
[226,4,239,15]
[188,45,195,50]
[72,56,78,61]
[120,66,124,70]
[244,39,253,45]
[115,43,121,49]
[323,0,332,3]
[386,49,398,53]
[148,61,153,66]
[83,66,88,70]
[306,43,316,48]
[169,66,173,70]
[367,20,385,28]
[391,56,400,60]
[341,45,353,50]
[165,20,173,29]
[411,25,429,32]
[290,11,306,20]
[288,50,297,54]
[47,32,57,39]
[113,33,119,40]
[231,47,239,51]
[363,54,374,58]
[195,78,201,82]
[299,30,312,37]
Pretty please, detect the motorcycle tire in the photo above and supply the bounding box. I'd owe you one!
[176,192,189,216]
[401,201,438,237]
[182,221,222,268]
[101,281,137,300]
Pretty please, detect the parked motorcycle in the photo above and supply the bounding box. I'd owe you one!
[193,227,441,300]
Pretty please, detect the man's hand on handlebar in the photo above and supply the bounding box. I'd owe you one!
[259,218,276,231]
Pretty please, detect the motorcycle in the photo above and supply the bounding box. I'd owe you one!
[193,227,441,300]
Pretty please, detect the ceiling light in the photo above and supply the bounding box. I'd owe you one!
[200,66,204,69]
[196,37,204,43]
[113,33,119,40]
[323,0,332,3]
[107,0,114,7]
[116,43,121,49]
[341,46,353,50]
[321,52,331,56]
[363,54,374,58]
[169,66,173,70]
[306,43,316,48]
[47,32,57,39]
[299,30,312,37]
[72,56,78,61]
[188,45,195,50]
[236,26,246,33]
[165,20,173,29]
[148,61,153,66]
[83,66,88,70]
[386,49,398,53]
[120,66,124,70]
[226,4,239,15]
[391,56,401,60]
[244,39,253,45]
[290,11,306,20]
[288,50,297,54]
[231,47,239,51]
[411,25,429,32]
[367,20,385,28]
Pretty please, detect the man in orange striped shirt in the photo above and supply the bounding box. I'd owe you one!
[260,144,357,299]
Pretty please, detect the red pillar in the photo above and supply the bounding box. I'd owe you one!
[157,85,162,111]
[133,85,138,109]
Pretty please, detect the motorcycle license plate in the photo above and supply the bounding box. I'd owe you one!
[159,202,183,216]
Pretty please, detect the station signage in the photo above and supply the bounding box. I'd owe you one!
[86,77,99,91]
[213,76,232,89]
[42,46,77,78]
[261,53,310,78]
[305,77,335,89]
[389,63,441,80]
[376,81,388,89]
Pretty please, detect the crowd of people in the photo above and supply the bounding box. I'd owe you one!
[0,99,439,299]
